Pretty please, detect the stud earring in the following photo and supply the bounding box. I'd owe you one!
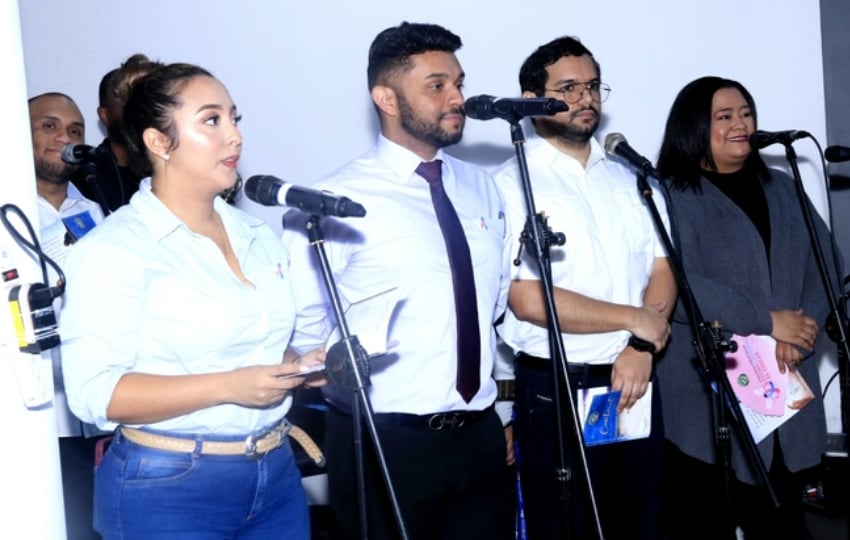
[162,153,170,162]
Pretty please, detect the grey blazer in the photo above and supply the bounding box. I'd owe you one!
[656,168,841,484]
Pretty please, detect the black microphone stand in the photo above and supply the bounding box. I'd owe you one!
[506,119,604,540]
[781,143,850,529]
[783,143,850,429]
[634,170,778,515]
[299,215,409,540]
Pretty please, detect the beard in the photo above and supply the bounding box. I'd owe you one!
[537,104,600,146]
[397,92,463,149]
[34,157,74,185]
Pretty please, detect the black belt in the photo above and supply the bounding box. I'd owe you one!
[333,404,493,431]
[516,352,612,378]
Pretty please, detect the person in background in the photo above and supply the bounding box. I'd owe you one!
[283,21,515,540]
[493,35,675,540]
[30,90,105,540]
[60,62,323,539]
[655,75,840,540]
[72,53,162,214]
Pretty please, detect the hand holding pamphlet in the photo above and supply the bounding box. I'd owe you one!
[577,382,654,446]
[724,334,814,443]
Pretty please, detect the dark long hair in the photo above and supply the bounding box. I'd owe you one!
[656,76,768,191]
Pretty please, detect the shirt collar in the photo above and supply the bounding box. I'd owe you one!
[376,134,450,183]
[37,183,86,213]
[66,182,85,200]
[132,178,263,242]
[587,137,608,169]
[531,133,608,171]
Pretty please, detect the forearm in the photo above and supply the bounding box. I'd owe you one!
[643,257,677,318]
[509,280,640,334]
[106,371,232,425]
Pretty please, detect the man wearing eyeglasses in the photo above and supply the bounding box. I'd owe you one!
[493,36,676,540]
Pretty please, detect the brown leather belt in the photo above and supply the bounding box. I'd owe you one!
[121,420,292,458]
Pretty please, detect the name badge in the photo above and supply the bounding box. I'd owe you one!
[62,211,97,242]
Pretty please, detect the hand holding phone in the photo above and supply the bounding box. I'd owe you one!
[278,363,326,379]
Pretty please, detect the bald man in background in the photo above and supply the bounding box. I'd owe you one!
[29,91,104,540]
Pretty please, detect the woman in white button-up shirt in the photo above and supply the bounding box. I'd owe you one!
[61,62,323,540]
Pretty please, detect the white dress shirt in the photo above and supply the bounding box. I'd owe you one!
[61,179,297,434]
[38,183,104,437]
[282,135,513,418]
[37,182,105,230]
[495,135,669,365]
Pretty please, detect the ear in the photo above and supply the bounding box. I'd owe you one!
[371,85,398,118]
[522,90,538,99]
[142,127,170,160]
[96,106,110,127]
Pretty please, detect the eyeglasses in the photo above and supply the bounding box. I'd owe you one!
[545,81,611,104]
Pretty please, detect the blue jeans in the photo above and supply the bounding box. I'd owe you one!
[94,428,310,540]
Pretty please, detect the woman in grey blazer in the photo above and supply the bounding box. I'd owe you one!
[654,76,841,540]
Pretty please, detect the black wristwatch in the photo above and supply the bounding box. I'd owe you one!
[627,335,656,354]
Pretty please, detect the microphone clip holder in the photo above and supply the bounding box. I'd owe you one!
[512,213,565,267]
[324,336,371,390]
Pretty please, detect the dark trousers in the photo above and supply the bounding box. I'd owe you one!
[59,436,102,540]
[660,438,808,540]
[325,405,514,540]
[514,354,664,540]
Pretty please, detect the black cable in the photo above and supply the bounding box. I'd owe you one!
[0,203,66,298]
[823,369,840,401]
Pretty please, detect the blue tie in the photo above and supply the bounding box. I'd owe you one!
[417,159,480,402]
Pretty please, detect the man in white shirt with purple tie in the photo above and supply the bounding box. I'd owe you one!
[283,21,515,540]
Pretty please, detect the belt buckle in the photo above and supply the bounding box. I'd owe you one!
[427,412,465,431]
[245,421,287,459]
[245,432,261,459]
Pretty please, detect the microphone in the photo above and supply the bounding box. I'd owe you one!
[244,175,366,218]
[603,132,660,178]
[464,95,568,121]
[61,144,96,164]
[748,130,809,150]
[825,145,850,163]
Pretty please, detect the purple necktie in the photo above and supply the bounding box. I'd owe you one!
[417,159,480,402]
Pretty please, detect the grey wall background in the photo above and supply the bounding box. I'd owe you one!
[821,0,850,433]
[822,0,850,270]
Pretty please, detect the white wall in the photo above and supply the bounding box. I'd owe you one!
[17,0,842,434]
[0,0,66,537]
[18,0,830,222]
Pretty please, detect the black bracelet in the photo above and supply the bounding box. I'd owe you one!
[627,335,656,354]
